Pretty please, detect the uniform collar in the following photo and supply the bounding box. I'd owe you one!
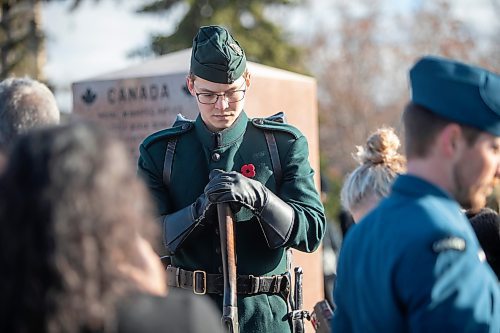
[392,174,454,200]
[194,111,248,149]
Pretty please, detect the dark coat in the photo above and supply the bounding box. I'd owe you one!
[117,290,222,333]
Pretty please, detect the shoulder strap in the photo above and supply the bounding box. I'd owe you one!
[163,138,177,188]
[264,131,282,188]
[266,111,286,123]
[161,114,195,188]
[252,112,286,188]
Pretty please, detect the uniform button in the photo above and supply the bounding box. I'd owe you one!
[218,266,223,273]
[215,228,219,235]
[181,123,190,130]
[215,247,221,254]
[212,152,221,161]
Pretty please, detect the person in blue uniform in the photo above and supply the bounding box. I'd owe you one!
[138,25,326,333]
[332,56,500,333]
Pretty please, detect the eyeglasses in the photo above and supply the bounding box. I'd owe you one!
[193,82,246,105]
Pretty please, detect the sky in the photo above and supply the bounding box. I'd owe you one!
[41,0,498,113]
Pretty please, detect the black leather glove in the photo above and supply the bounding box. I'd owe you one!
[206,169,295,248]
[205,169,266,211]
[162,192,212,253]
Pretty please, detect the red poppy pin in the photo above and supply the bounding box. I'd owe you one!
[241,164,256,178]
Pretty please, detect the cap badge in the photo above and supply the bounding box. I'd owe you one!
[229,43,243,56]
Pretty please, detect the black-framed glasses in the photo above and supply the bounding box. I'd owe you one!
[194,83,246,105]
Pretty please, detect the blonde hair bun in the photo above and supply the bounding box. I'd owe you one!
[355,127,405,171]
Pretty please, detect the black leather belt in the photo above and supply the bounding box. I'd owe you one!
[166,266,290,295]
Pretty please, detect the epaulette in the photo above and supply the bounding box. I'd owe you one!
[172,113,195,127]
[251,112,301,139]
[142,114,194,148]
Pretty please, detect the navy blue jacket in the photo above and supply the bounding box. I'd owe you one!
[332,175,500,333]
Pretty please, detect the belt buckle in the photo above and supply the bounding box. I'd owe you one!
[193,270,207,295]
[249,274,260,294]
[272,275,281,293]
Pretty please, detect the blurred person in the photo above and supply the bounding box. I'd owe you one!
[332,56,500,332]
[340,127,406,223]
[0,77,60,170]
[0,123,221,333]
[116,288,222,333]
[323,127,404,310]
[467,207,500,280]
[485,185,500,212]
[338,209,355,237]
[138,25,326,332]
[320,176,343,308]
[320,128,404,322]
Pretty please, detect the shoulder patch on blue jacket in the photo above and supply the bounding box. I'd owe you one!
[432,237,466,253]
[251,114,302,139]
[142,121,193,148]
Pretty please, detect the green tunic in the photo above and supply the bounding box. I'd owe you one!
[138,111,326,333]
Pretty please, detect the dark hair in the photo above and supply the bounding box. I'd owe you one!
[403,103,481,159]
[338,209,355,237]
[469,208,500,280]
[0,123,158,332]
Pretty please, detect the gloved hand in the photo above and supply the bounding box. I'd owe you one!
[191,191,213,222]
[205,169,295,248]
[163,191,212,253]
[205,169,267,213]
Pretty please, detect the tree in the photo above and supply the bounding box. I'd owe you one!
[0,0,44,79]
[309,0,405,178]
[0,0,103,80]
[405,1,477,62]
[311,0,499,176]
[135,0,307,73]
[305,0,499,219]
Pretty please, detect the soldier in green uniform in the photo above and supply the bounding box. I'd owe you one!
[138,25,326,332]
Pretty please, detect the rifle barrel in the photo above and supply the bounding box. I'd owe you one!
[217,203,239,333]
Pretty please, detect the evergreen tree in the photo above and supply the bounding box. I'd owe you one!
[0,0,91,79]
[136,0,307,73]
[0,0,44,79]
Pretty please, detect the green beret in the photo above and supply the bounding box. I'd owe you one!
[190,25,246,84]
[410,56,500,136]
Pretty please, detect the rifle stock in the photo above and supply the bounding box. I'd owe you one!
[217,203,239,333]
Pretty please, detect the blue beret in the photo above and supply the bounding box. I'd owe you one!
[190,25,246,84]
[410,56,500,136]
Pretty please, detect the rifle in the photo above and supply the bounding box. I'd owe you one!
[217,203,239,333]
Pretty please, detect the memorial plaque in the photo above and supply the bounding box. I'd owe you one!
[72,49,323,332]
[73,73,197,161]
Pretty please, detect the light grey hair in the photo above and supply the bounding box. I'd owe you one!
[0,77,60,151]
[340,127,406,214]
